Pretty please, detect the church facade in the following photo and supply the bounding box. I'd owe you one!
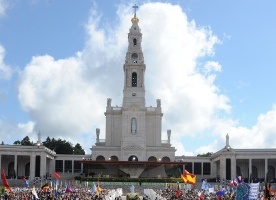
[0,12,276,183]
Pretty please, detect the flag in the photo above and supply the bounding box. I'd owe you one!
[53,171,61,179]
[53,179,59,197]
[41,183,49,191]
[96,180,103,194]
[66,184,73,193]
[216,189,225,200]
[181,170,196,185]
[229,179,238,187]
[92,182,96,193]
[201,179,212,190]
[22,177,29,187]
[32,186,39,199]
[1,169,12,192]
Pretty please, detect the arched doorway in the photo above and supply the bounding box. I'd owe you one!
[161,157,170,162]
[109,156,119,161]
[148,156,157,162]
[96,156,105,161]
[128,155,138,161]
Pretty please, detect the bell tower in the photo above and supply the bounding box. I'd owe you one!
[122,6,146,109]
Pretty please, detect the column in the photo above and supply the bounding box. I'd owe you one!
[265,158,268,180]
[40,154,46,179]
[62,160,65,174]
[201,162,203,176]
[220,157,226,181]
[0,155,2,173]
[81,163,83,174]
[231,155,236,180]
[49,159,56,175]
[30,154,36,180]
[14,154,18,178]
[72,160,74,174]
[249,158,252,180]
[211,160,217,178]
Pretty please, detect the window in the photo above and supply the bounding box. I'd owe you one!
[131,53,138,63]
[55,160,63,173]
[185,162,193,173]
[194,162,202,175]
[74,161,81,173]
[132,72,137,87]
[133,38,137,46]
[131,118,137,134]
[203,163,211,175]
[65,160,72,173]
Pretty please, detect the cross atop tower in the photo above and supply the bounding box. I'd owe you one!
[132,4,138,17]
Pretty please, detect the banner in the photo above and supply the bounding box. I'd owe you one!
[249,182,259,200]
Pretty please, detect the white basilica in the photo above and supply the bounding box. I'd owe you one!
[0,11,276,183]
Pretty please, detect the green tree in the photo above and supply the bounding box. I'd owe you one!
[13,136,33,146]
[13,140,21,145]
[43,137,74,154]
[197,152,213,157]
[21,136,33,146]
[73,143,85,155]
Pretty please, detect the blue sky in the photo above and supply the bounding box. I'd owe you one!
[0,0,276,156]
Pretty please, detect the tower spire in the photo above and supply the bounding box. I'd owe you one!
[132,4,138,17]
[131,4,139,24]
[225,133,231,151]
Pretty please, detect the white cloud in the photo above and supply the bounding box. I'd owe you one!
[225,105,276,149]
[203,61,222,74]
[0,0,7,17]
[18,54,107,144]
[0,45,13,80]
[0,119,35,144]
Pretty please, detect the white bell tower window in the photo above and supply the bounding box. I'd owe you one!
[131,53,138,63]
[132,72,137,87]
[133,38,137,46]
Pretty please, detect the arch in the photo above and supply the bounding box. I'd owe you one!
[252,165,258,179]
[128,155,138,161]
[96,155,105,161]
[133,38,137,46]
[131,53,138,63]
[161,156,170,162]
[132,72,137,87]
[131,117,137,134]
[268,165,275,180]
[25,162,30,177]
[148,156,157,162]
[109,156,119,161]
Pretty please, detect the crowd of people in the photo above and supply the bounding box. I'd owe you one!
[0,180,273,199]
